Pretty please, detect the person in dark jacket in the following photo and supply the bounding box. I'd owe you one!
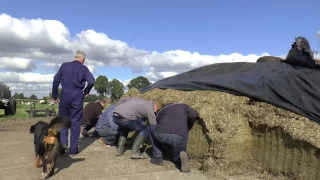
[51,50,95,155]
[148,103,199,173]
[112,97,163,159]
[81,98,109,137]
[95,97,140,146]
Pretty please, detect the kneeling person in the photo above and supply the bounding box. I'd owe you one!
[149,103,199,173]
[81,98,109,137]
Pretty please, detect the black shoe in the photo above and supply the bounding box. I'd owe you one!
[180,151,190,173]
[131,135,149,159]
[150,157,164,166]
[60,144,68,155]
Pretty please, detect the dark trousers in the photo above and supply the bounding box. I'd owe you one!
[149,125,188,163]
[113,116,149,137]
[59,91,83,154]
[96,127,119,145]
[83,117,99,132]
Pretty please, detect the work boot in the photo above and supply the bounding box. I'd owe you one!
[116,136,127,156]
[131,135,149,159]
[150,157,164,166]
[180,151,190,173]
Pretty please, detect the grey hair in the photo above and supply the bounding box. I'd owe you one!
[75,50,86,59]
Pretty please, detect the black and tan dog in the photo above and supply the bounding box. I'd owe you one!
[30,116,71,179]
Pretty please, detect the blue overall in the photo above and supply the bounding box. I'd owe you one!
[52,60,95,154]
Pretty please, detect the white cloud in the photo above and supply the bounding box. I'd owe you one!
[0,72,53,84]
[0,57,36,71]
[0,13,279,98]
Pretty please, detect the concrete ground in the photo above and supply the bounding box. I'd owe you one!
[0,117,261,180]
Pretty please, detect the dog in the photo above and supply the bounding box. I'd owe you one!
[29,116,71,179]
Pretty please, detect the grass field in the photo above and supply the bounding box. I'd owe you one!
[0,102,90,121]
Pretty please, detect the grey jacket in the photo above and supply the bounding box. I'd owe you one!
[116,97,143,106]
[113,98,156,125]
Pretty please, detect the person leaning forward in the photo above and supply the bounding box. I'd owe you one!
[148,103,199,173]
[81,98,109,137]
[51,50,95,155]
[112,97,163,159]
[95,97,141,147]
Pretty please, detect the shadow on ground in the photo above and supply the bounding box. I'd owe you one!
[54,155,85,175]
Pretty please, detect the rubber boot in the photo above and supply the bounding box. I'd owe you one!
[116,136,127,156]
[131,135,149,159]
[180,151,190,173]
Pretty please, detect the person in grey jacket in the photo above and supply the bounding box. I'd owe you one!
[95,97,142,146]
[113,97,163,159]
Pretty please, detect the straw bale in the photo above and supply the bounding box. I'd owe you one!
[122,88,320,179]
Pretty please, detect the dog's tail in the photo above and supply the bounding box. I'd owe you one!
[48,116,71,136]
[44,116,72,145]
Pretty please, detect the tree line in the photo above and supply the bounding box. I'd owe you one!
[93,75,151,102]
[13,76,151,103]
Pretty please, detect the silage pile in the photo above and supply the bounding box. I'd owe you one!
[123,88,320,178]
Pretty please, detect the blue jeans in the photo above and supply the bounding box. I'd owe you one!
[149,125,188,163]
[113,116,149,137]
[96,127,118,145]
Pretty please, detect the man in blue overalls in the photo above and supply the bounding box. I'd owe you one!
[52,50,95,155]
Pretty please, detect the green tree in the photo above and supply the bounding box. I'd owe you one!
[98,94,105,100]
[84,94,99,102]
[94,75,109,96]
[14,93,25,99]
[127,76,151,89]
[108,79,124,102]
[29,94,38,100]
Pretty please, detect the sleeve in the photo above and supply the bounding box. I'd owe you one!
[51,64,63,100]
[83,67,95,94]
[145,104,157,125]
[186,105,199,129]
[94,103,103,117]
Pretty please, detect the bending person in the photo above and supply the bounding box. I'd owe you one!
[95,97,141,147]
[149,103,199,173]
[112,98,162,159]
[81,98,109,137]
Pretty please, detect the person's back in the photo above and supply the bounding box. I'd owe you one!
[149,103,199,172]
[114,98,156,124]
[96,104,118,131]
[52,61,95,100]
[156,103,198,138]
[59,61,92,91]
[51,50,95,155]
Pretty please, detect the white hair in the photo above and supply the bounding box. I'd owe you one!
[75,50,86,59]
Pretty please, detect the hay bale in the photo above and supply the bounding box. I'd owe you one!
[256,56,284,62]
[123,88,320,179]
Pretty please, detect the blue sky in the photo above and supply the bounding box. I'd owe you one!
[0,0,319,97]
[1,0,319,54]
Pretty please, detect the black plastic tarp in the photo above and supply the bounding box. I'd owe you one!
[140,62,320,124]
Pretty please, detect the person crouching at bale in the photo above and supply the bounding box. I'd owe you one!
[95,97,142,147]
[95,104,119,147]
[81,98,109,137]
[112,98,163,159]
[148,103,199,173]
